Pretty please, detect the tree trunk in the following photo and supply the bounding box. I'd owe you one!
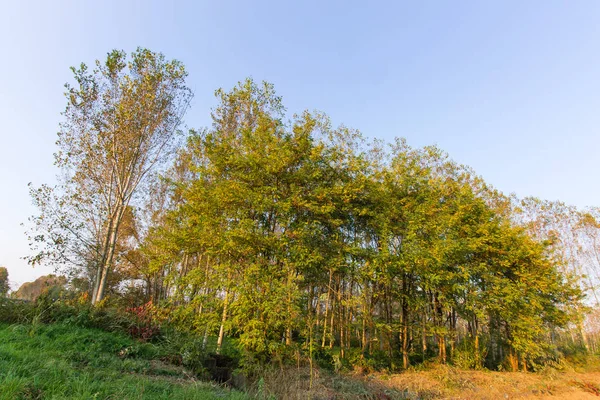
[216,287,230,354]
[402,313,410,369]
[285,270,294,346]
[93,224,118,303]
[422,311,428,362]
[475,333,480,368]
[401,277,410,369]
[438,335,447,364]
[92,205,126,305]
[580,323,590,351]
[508,347,518,372]
[321,269,333,348]
[202,324,210,350]
[339,276,345,359]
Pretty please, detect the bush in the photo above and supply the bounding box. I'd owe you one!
[312,347,335,370]
[3,290,161,344]
[347,348,391,373]
[451,337,488,370]
[125,301,161,342]
[0,298,34,323]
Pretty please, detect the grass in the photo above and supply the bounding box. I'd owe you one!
[0,322,248,400]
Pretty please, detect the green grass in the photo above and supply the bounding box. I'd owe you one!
[0,322,248,400]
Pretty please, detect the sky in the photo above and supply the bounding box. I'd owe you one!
[1,1,599,289]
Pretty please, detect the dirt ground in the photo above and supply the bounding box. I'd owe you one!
[369,367,600,399]
[251,364,600,399]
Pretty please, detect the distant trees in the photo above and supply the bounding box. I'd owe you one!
[27,48,192,304]
[12,275,67,302]
[513,198,600,351]
[515,199,600,300]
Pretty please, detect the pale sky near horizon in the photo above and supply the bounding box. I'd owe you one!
[1,1,599,289]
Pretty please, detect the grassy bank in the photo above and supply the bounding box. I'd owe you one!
[0,322,247,400]
[1,321,599,399]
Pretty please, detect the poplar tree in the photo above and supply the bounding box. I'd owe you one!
[27,48,192,304]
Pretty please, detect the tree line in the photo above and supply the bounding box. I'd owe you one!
[27,49,597,372]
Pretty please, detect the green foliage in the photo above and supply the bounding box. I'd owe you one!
[0,267,8,297]
[0,299,34,324]
[28,58,590,375]
[312,347,335,370]
[452,338,487,370]
[1,291,159,343]
[131,78,584,372]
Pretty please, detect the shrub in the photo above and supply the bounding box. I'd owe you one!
[312,347,335,371]
[0,298,34,323]
[125,301,161,341]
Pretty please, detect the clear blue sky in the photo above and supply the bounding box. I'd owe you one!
[1,1,599,288]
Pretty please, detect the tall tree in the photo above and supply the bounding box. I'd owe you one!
[27,48,192,304]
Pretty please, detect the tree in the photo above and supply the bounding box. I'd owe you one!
[134,79,582,371]
[27,48,192,304]
[0,267,9,297]
[13,275,67,302]
[32,71,579,371]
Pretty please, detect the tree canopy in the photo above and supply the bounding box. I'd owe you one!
[26,54,593,372]
[132,79,582,370]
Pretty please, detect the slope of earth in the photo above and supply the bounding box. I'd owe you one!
[0,322,247,400]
